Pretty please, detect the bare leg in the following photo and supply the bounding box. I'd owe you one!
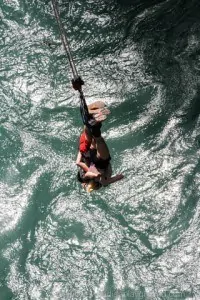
[94,136,110,160]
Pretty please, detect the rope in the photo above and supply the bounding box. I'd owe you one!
[51,0,91,126]
[51,0,78,79]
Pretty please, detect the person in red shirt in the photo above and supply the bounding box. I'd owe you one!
[76,102,123,192]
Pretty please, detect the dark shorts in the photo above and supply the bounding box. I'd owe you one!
[94,156,111,170]
[89,148,111,169]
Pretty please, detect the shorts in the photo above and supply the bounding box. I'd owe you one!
[94,156,111,170]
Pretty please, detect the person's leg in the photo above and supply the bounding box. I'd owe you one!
[99,163,112,185]
[88,101,110,123]
[88,122,110,160]
[94,136,110,160]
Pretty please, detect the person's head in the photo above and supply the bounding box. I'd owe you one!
[77,171,102,192]
[77,170,90,184]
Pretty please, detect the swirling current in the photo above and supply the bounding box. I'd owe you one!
[1,0,200,299]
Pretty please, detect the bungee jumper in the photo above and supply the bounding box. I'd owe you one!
[51,0,124,192]
[76,126,124,192]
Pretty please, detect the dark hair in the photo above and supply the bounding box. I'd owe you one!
[77,170,90,183]
[77,171,84,183]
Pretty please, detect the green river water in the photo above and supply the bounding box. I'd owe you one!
[1,0,200,299]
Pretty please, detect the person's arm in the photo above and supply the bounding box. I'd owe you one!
[84,164,101,179]
[76,151,89,172]
[100,174,124,186]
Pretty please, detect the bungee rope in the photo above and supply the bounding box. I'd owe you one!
[51,0,91,126]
